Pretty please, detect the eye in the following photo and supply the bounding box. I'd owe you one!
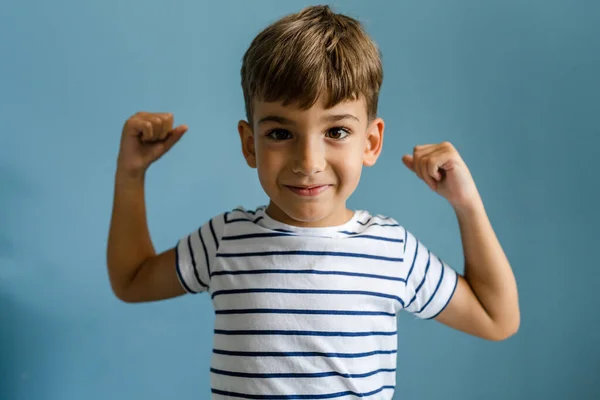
[267,129,292,141]
[326,127,351,140]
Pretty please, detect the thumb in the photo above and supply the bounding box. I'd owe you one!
[149,124,188,160]
[402,154,415,172]
[163,124,188,151]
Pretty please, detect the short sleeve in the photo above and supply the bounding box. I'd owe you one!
[175,213,225,294]
[401,228,459,319]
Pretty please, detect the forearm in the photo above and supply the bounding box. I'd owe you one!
[106,167,156,298]
[455,196,520,335]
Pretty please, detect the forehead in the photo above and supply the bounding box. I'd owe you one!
[252,95,367,124]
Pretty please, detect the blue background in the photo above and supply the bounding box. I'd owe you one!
[1,0,599,399]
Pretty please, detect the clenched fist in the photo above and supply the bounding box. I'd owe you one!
[402,141,480,211]
[117,112,188,177]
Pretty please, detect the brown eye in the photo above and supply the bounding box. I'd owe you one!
[326,128,351,140]
[267,129,292,140]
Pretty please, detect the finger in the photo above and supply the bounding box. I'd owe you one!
[127,117,153,141]
[148,116,165,141]
[412,144,435,157]
[164,124,188,149]
[413,149,431,182]
[402,154,415,172]
[157,113,174,140]
[427,154,444,181]
[149,125,188,160]
[135,112,173,141]
[169,124,188,137]
[411,144,435,178]
[420,156,439,191]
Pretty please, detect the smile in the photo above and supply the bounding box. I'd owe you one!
[285,185,332,197]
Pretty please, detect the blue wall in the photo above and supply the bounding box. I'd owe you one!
[1,1,598,399]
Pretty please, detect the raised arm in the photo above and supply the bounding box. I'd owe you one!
[106,112,188,303]
[402,142,520,340]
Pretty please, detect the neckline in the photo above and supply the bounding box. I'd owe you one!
[254,207,366,237]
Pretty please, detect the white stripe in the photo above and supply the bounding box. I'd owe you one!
[174,206,457,398]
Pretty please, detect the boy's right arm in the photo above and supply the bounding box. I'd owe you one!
[106,112,189,303]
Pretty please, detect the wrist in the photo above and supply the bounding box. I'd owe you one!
[115,162,146,187]
[452,195,485,219]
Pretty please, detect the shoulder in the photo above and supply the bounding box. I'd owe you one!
[223,205,266,224]
[349,209,408,244]
[354,210,404,232]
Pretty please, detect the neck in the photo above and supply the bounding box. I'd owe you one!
[265,202,354,228]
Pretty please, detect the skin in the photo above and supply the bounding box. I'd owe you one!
[237,95,384,228]
[106,96,520,341]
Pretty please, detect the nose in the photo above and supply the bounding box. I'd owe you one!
[291,136,326,176]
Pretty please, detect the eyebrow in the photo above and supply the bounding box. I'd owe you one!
[257,113,360,126]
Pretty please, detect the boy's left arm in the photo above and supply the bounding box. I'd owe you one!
[402,142,520,341]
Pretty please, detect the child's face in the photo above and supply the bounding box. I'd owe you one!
[238,95,384,227]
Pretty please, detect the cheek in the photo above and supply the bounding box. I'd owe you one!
[331,143,365,183]
[256,143,284,183]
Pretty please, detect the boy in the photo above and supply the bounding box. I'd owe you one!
[107,5,519,399]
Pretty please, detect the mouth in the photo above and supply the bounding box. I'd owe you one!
[284,184,332,197]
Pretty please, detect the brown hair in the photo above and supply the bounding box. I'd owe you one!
[241,5,383,125]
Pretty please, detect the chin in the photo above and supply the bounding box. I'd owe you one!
[270,198,334,226]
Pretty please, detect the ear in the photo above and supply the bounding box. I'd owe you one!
[238,120,257,168]
[363,117,385,167]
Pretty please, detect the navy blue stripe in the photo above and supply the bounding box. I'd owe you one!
[198,228,211,278]
[210,367,395,379]
[356,217,400,228]
[417,257,445,315]
[226,217,250,223]
[211,288,404,306]
[214,329,397,337]
[428,271,459,320]
[213,349,397,358]
[231,207,266,215]
[224,214,264,224]
[216,250,402,262]
[357,216,374,225]
[233,208,257,214]
[273,228,295,233]
[187,235,208,288]
[215,308,395,316]
[406,250,431,309]
[211,385,395,399]
[211,268,406,283]
[405,240,419,283]
[338,232,404,243]
[209,218,219,249]
[403,227,407,253]
[222,232,295,241]
[358,222,400,228]
[174,243,196,293]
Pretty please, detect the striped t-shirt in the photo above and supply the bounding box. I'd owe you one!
[176,206,458,399]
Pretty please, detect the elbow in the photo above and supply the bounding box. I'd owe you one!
[488,316,520,342]
[110,282,135,303]
[107,261,144,303]
[107,271,137,303]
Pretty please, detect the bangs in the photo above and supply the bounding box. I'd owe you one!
[241,6,382,123]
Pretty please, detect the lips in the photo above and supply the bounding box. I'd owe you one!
[285,184,331,197]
